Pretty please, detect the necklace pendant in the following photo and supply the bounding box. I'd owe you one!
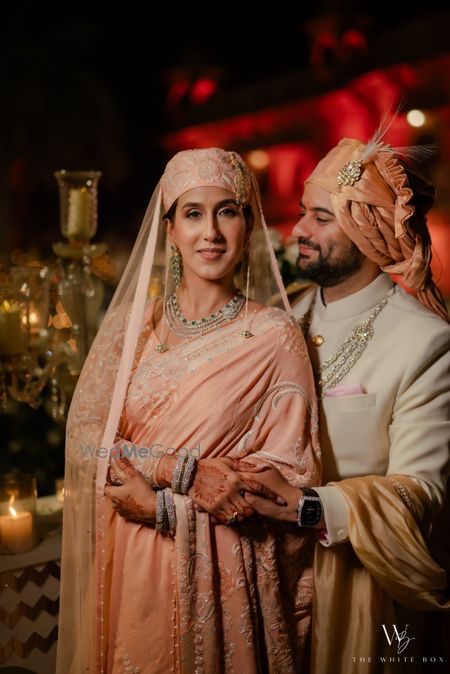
[241,330,253,339]
[311,334,324,346]
[154,342,169,353]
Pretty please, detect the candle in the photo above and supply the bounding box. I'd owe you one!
[0,498,34,553]
[67,187,92,240]
[0,300,27,355]
[28,303,43,335]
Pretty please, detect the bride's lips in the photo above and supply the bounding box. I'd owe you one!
[197,248,226,261]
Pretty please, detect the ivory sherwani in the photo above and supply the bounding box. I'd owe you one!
[293,272,450,546]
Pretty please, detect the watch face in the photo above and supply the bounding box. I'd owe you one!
[299,496,322,527]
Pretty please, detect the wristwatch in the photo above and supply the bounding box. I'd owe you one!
[297,488,322,527]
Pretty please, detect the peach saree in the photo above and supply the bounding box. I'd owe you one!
[109,301,320,674]
[60,298,320,674]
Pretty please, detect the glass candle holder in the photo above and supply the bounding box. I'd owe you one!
[0,473,37,554]
[0,278,31,356]
[10,266,50,346]
[54,170,102,242]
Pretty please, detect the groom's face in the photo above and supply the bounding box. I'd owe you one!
[292,182,365,288]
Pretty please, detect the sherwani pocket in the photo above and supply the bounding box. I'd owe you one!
[320,394,389,479]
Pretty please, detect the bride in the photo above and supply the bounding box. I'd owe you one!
[56,148,321,674]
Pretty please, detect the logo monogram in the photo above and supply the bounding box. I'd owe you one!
[381,625,415,654]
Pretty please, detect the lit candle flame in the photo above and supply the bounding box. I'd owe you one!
[21,307,41,328]
[8,494,17,518]
[29,310,40,326]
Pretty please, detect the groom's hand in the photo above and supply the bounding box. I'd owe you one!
[239,463,299,523]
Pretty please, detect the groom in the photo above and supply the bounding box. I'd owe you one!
[242,136,450,670]
[244,136,450,542]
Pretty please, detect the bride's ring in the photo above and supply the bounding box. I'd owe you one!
[108,470,125,486]
[227,511,239,525]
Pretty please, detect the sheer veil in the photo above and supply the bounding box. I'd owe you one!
[56,150,296,674]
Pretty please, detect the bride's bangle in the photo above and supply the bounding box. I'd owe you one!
[155,488,176,536]
[171,453,197,494]
[180,454,197,494]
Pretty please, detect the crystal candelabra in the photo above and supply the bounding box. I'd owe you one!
[0,170,106,420]
[0,266,53,410]
[53,170,105,365]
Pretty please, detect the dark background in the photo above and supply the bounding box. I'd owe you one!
[1,1,449,493]
[2,1,447,254]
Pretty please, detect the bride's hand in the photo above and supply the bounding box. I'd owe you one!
[189,458,286,525]
[104,456,157,524]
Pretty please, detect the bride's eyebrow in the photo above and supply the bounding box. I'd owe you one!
[216,199,238,207]
[181,199,238,209]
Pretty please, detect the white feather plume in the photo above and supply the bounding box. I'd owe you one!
[360,106,437,166]
[387,144,438,164]
[360,108,400,162]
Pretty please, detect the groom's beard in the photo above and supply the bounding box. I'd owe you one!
[296,237,365,288]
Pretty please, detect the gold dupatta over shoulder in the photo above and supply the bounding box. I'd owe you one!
[312,475,450,674]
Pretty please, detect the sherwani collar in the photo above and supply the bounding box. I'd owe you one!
[315,273,394,322]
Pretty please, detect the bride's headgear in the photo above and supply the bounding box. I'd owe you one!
[306,133,448,322]
[161,148,252,211]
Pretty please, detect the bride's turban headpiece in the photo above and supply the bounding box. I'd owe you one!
[161,148,252,212]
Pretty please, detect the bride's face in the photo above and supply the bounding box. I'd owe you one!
[167,186,248,283]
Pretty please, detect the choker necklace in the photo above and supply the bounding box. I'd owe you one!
[300,288,394,398]
[164,290,246,339]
